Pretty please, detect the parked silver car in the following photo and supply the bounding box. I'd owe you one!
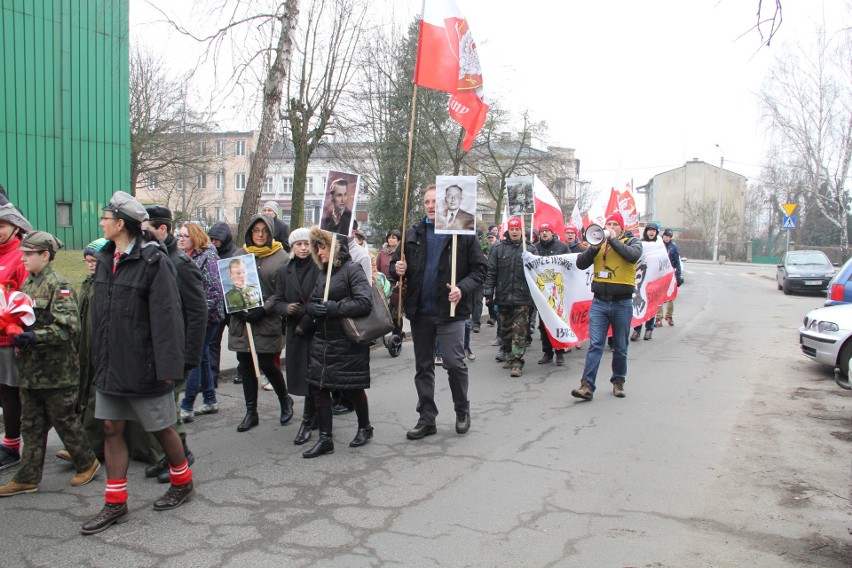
[799,303,852,385]
[777,250,836,295]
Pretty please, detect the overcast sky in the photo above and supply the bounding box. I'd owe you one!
[131,0,848,212]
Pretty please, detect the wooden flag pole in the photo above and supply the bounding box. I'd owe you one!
[521,215,527,250]
[397,83,419,326]
[449,234,458,317]
[323,233,337,302]
[245,321,261,379]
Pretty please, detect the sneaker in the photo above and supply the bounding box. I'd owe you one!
[630,329,640,342]
[262,376,274,391]
[571,380,594,401]
[643,329,653,341]
[0,446,21,471]
[435,356,443,366]
[495,351,506,362]
[613,378,626,398]
[153,480,194,511]
[555,352,565,366]
[81,502,129,535]
[538,353,553,365]
[0,480,38,497]
[472,323,481,333]
[490,338,502,347]
[180,408,195,423]
[654,318,663,328]
[196,402,219,415]
[510,366,523,377]
[486,318,495,326]
[71,459,101,487]
[666,316,674,326]
[465,348,476,361]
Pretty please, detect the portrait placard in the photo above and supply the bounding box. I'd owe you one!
[319,170,360,236]
[506,176,535,217]
[435,175,477,235]
[218,254,264,314]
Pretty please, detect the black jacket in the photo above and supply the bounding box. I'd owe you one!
[92,237,185,397]
[270,216,291,252]
[576,231,643,299]
[307,230,372,390]
[390,218,486,320]
[208,221,239,259]
[484,237,536,306]
[535,237,569,257]
[163,234,207,368]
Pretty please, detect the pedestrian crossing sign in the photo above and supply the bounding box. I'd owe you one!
[782,216,796,230]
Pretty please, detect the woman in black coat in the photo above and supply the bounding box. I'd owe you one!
[272,227,319,445]
[302,227,373,458]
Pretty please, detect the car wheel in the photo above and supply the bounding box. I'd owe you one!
[837,340,852,378]
[782,279,791,295]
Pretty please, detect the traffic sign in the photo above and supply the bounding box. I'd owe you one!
[782,216,796,230]
[782,203,797,216]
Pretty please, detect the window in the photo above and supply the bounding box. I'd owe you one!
[216,169,225,190]
[197,140,207,155]
[235,140,246,156]
[196,207,206,220]
[176,179,185,191]
[234,207,242,222]
[148,174,159,189]
[216,140,226,157]
[197,173,207,189]
[56,202,72,227]
[215,207,223,221]
[235,172,246,190]
[263,177,273,194]
[282,176,293,194]
[306,176,314,194]
[321,176,327,190]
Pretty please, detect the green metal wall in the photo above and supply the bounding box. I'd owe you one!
[0,0,129,249]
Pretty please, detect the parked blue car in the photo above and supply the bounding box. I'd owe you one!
[825,255,852,306]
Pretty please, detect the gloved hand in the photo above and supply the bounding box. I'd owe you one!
[676,276,684,287]
[286,303,304,316]
[241,307,265,323]
[12,331,36,349]
[484,297,494,308]
[306,299,328,317]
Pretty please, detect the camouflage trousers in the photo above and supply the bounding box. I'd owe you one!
[15,387,96,485]
[499,306,531,368]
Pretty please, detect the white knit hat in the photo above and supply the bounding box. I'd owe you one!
[262,201,280,216]
[289,227,311,247]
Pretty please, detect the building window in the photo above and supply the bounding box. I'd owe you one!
[321,176,327,190]
[196,207,206,220]
[197,140,207,155]
[56,202,72,227]
[197,173,207,189]
[176,178,185,191]
[234,207,242,222]
[282,176,293,194]
[235,172,246,190]
[235,140,246,156]
[215,207,223,221]
[306,176,314,194]
[216,140,226,157]
[263,177,273,194]
[216,169,225,190]
[148,174,159,189]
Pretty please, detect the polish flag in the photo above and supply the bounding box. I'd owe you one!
[604,188,620,219]
[567,203,583,234]
[414,0,488,151]
[532,177,566,241]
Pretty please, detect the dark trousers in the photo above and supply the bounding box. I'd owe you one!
[209,319,228,386]
[16,387,95,485]
[410,315,469,426]
[539,318,565,355]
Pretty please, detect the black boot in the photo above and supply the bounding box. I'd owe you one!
[294,395,315,445]
[302,405,333,458]
[267,371,294,425]
[237,373,259,432]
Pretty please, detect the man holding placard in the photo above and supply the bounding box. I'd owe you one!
[392,183,485,440]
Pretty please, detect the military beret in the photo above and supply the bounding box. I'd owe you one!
[105,191,149,222]
[19,230,63,254]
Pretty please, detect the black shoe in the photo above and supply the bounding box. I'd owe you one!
[233,374,243,385]
[236,412,259,432]
[153,480,194,511]
[555,352,565,366]
[302,434,334,458]
[472,323,481,333]
[331,402,354,416]
[406,423,437,440]
[349,426,374,447]
[0,445,21,471]
[538,353,553,365]
[157,450,195,484]
[145,456,168,478]
[455,413,471,434]
[280,395,294,425]
[81,502,129,535]
[293,420,313,445]
[495,351,505,363]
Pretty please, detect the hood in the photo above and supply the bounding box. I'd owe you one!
[310,226,350,269]
[208,221,234,250]
[642,224,659,241]
[244,214,274,247]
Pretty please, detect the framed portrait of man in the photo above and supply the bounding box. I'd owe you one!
[435,175,477,235]
[506,176,535,217]
[320,170,360,236]
[218,254,264,314]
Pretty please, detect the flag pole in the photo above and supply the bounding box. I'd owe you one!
[397,83,419,326]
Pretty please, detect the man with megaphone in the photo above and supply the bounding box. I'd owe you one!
[570,212,642,401]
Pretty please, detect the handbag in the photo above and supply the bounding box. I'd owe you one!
[342,283,395,345]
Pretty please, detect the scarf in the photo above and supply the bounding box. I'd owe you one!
[243,240,283,258]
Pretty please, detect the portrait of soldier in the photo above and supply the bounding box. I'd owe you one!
[223,257,263,312]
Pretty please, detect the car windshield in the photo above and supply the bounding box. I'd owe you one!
[788,253,829,266]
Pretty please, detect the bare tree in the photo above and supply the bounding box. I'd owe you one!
[679,195,742,254]
[759,25,852,258]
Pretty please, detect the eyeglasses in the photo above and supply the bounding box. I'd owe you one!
[251,228,269,234]
[100,216,117,222]
[177,234,191,239]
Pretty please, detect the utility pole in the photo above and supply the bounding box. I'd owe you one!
[713,144,724,263]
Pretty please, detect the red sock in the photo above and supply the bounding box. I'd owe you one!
[169,460,192,486]
[105,478,128,504]
[2,436,21,450]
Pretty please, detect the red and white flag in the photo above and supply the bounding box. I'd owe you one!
[532,178,566,241]
[567,203,583,234]
[618,190,640,233]
[415,0,488,151]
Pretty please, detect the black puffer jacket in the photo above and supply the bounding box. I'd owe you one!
[92,237,185,397]
[483,236,536,306]
[306,227,372,390]
[163,234,207,368]
[390,218,486,320]
[535,236,569,256]
[208,221,239,259]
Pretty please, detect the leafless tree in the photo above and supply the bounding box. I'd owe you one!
[758,25,852,258]
[679,195,742,254]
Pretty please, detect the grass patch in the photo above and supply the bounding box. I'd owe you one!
[51,250,90,291]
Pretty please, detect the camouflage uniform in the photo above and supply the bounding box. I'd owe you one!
[499,306,531,369]
[14,262,96,484]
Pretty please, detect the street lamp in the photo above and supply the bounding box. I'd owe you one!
[712,144,724,263]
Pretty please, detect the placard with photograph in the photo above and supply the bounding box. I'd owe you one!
[506,176,535,217]
[319,170,360,236]
[218,254,264,314]
[435,175,477,235]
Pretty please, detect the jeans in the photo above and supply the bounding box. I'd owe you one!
[581,298,633,391]
[182,323,219,410]
[411,315,469,425]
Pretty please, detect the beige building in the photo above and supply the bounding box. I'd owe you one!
[646,159,747,240]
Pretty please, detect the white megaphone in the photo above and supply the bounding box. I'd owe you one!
[585,224,611,246]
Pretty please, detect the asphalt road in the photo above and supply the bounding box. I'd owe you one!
[1,261,850,566]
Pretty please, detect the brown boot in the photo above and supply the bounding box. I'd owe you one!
[571,380,593,401]
[71,459,101,487]
[613,378,626,398]
[0,480,38,497]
